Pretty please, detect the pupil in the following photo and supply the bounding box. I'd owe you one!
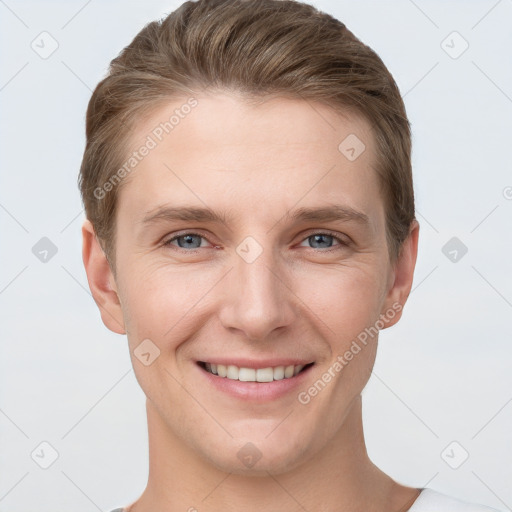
[179,235,200,248]
[312,234,331,248]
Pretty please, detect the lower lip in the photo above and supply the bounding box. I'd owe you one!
[197,363,314,402]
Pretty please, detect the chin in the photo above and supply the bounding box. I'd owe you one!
[199,430,314,476]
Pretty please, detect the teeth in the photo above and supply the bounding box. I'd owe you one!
[203,363,309,381]
[273,366,285,380]
[239,367,256,381]
[256,367,274,382]
[227,365,239,379]
[284,365,295,378]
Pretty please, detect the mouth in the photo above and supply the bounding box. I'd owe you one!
[197,361,315,382]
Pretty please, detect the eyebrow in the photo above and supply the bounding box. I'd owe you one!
[141,204,370,228]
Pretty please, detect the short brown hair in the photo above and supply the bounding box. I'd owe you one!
[79,0,415,267]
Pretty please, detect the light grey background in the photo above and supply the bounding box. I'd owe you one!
[1,0,511,511]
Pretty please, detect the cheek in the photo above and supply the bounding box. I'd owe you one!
[293,267,382,420]
[294,263,385,342]
[119,262,219,350]
[118,247,388,358]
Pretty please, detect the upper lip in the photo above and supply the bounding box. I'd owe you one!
[197,358,314,369]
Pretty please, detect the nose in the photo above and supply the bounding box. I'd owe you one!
[218,243,296,342]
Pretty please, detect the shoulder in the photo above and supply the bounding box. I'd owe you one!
[408,488,502,512]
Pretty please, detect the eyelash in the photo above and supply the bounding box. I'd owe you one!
[162,230,349,253]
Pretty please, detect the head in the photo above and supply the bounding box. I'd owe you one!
[80,0,419,475]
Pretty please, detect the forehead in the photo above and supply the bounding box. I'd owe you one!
[117,92,383,228]
[132,92,375,154]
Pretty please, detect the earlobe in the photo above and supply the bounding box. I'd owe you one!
[380,220,420,329]
[81,219,126,335]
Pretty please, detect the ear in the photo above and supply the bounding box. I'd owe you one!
[82,219,126,335]
[380,220,420,329]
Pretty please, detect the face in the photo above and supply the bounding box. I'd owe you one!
[84,92,418,475]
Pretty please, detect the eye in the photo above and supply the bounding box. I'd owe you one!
[163,232,211,251]
[299,232,347,251]
[162,231,349,253]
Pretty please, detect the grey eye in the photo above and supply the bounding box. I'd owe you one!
[171,234,205,249]
[306,234,337,249]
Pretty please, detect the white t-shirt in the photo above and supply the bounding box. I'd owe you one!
[109,488,502,512]
[407,488,501,511]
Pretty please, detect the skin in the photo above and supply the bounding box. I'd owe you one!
[82,92,421,512]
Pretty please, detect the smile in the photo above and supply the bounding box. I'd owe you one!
[199,362,314,382]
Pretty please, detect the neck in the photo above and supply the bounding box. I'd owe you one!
[128,395,420,512]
